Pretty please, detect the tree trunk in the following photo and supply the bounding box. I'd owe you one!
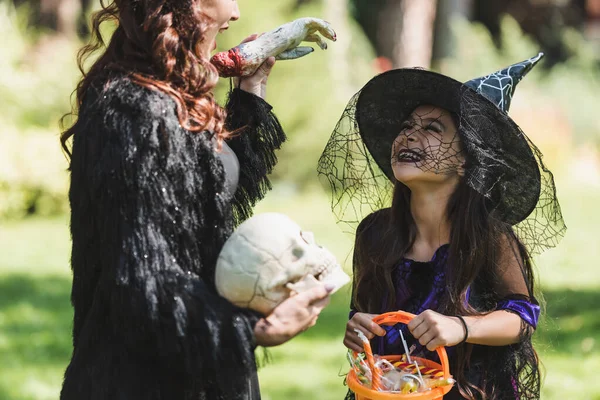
[433,0,474,62]
[374,0,403,65]
[325,0,354,99]
[13,0,88,38]
[391,0,439,68]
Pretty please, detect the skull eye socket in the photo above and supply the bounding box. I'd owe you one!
[292,247,305,259]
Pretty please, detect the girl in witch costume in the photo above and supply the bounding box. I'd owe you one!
[59,0,333,399]
[318,53,566,399]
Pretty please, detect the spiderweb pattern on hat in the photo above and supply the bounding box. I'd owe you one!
[316,85,566,256]
[458,87,566,254]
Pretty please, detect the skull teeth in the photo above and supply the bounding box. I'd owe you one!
[313,263,332,281]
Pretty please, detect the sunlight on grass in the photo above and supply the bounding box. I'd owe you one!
[541,353,600,400]
[0,176,598,399]
[258,289,351,400]
[535,177,600,290]
[0,216,71,276]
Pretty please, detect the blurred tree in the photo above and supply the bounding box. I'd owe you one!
[350,0,438,69]
[346,0,595,69]
[393,0,438,67]
[325,0,354,99]
[582,0,600,51]
[12,0,91,38]
[472,0,588,67]
[432,0,474,60]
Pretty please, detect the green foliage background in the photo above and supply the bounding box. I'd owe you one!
[1,0,600,399]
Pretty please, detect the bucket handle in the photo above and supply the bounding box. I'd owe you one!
[370,311,451,380]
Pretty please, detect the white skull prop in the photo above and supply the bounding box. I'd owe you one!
[215,213,350,315]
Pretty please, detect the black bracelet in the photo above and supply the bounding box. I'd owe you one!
[456,315,469,344]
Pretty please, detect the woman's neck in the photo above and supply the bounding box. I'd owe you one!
[407,182,455,260]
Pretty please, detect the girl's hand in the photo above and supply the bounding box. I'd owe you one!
[407,309,467,351]
[234,34,275,99]
[254,284,333,347]
[343,312,386,353]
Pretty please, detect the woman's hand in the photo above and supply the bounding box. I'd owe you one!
[234,34,275,99]
[343,312,386,353]
[407,309,466,351]
[254,284,333,347]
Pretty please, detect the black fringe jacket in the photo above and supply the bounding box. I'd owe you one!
[60,76,286,400]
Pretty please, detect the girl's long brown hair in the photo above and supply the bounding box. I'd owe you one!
[352,180,541,398]
[61,0,229,157]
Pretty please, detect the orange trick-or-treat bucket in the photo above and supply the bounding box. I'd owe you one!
[347,311,454,400]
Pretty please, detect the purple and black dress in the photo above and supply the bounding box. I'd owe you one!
[349,244,540,400]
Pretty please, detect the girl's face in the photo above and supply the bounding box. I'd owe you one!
[199,0,240,57]
[391,104,465,187]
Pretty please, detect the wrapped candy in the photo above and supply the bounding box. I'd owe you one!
[346,312,455,398]
[347,342,455,394]
[353,330,384,391]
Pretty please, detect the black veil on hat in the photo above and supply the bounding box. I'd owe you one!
[317,53,566,254]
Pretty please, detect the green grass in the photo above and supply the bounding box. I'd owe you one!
[0,178,599,399]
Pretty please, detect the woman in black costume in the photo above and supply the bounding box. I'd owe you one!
[59,0,332,399]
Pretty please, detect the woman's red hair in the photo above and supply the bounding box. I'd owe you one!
[61,0,229,156]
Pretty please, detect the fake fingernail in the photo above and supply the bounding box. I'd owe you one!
[325,283,335,292]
